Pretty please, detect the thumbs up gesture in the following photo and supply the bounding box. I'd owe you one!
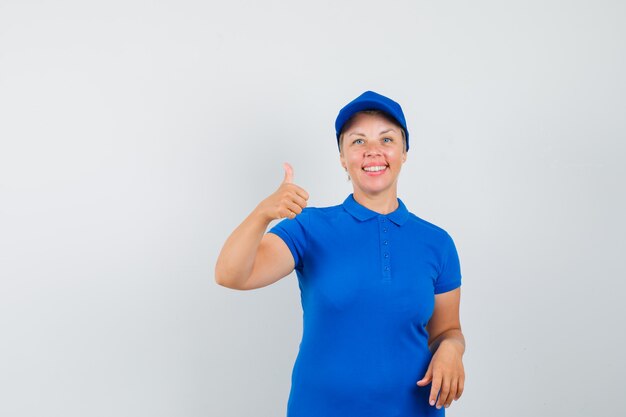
[256,163,310,221]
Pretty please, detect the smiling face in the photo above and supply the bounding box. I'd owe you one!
[339,111,407,199]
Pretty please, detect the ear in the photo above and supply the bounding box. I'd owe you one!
[339,152,346,170]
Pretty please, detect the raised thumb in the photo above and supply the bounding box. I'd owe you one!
[282,162,294,184]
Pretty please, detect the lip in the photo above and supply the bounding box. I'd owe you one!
[362,162,388,168]
[362,165,388,176]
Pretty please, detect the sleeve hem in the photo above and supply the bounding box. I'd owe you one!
[267,229,300,269]
[434,279,462,294]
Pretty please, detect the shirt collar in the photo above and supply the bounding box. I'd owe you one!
[342,193,410,226]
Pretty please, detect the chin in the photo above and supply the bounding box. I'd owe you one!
[354,184,393,196]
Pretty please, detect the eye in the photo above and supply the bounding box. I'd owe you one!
[383,137,393,143]
[352,138,364,145]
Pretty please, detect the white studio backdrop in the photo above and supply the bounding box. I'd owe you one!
[1,1,624,416]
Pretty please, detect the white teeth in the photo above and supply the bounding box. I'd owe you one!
[363,165,387,172]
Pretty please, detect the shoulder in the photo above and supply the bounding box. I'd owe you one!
[404,210,455,243]
[273,201,345,229]
[290,202,354,235]
[299,201,345,219]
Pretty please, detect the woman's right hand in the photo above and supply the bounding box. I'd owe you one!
[256,162,309,221]
[215,162,307,290]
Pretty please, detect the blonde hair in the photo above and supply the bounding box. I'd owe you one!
[338,109,407,154]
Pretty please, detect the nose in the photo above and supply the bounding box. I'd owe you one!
[364,142,383,156]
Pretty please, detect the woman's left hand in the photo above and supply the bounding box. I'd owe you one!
[416,340,465,409]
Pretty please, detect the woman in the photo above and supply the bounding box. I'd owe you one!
[215,91,465,416]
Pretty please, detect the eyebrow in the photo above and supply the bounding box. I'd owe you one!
[349,128,396,137]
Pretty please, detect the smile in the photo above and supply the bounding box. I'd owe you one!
[363,165,387,172]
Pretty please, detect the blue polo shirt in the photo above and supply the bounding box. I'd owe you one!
[268,193,462,417]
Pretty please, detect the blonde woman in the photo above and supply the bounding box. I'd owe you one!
[215,91,465,416]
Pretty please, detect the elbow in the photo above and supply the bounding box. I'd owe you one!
[214,263,229,287]
[214,264,248,290]
[214,271,226,287]
[214,265,231,288]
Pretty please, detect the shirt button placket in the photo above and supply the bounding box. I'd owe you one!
[379,216,391,282]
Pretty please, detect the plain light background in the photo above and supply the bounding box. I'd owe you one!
[1,1,624,416]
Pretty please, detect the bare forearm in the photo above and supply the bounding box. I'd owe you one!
[429,329,465,355]
[214,206,271,288]
[215,163,309,289]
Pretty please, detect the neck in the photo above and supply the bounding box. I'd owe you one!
[352,188,399,214]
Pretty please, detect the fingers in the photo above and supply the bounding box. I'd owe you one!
[435,376,451,409]
[277,163,309,220]
[417,342,465,409]
[288,193,308,211]
[279,207,297,219]
[416,363,432,387]
[286,184,309,202]
[429,371,442,408]
[294,186,309,201]
[276,185,308,219]
[429,370,462,410]
[282,198,305,217]
[257,163,310,221]
[455,375,465,400]
[419,362,464,409]
[443,379,458,408]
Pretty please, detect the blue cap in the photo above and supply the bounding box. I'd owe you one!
[335,90,409,152]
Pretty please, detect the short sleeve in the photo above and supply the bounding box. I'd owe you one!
[434,232,462,294]
[267,210,309,270]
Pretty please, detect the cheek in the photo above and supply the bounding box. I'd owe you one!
[343,153,358,165]
[386,149,403,162]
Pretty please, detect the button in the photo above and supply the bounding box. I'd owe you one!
[381,218,386,222]
[385,266,390,271]
[383,240,388,245]
[383,228,388,232]
[384,253,389,258]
